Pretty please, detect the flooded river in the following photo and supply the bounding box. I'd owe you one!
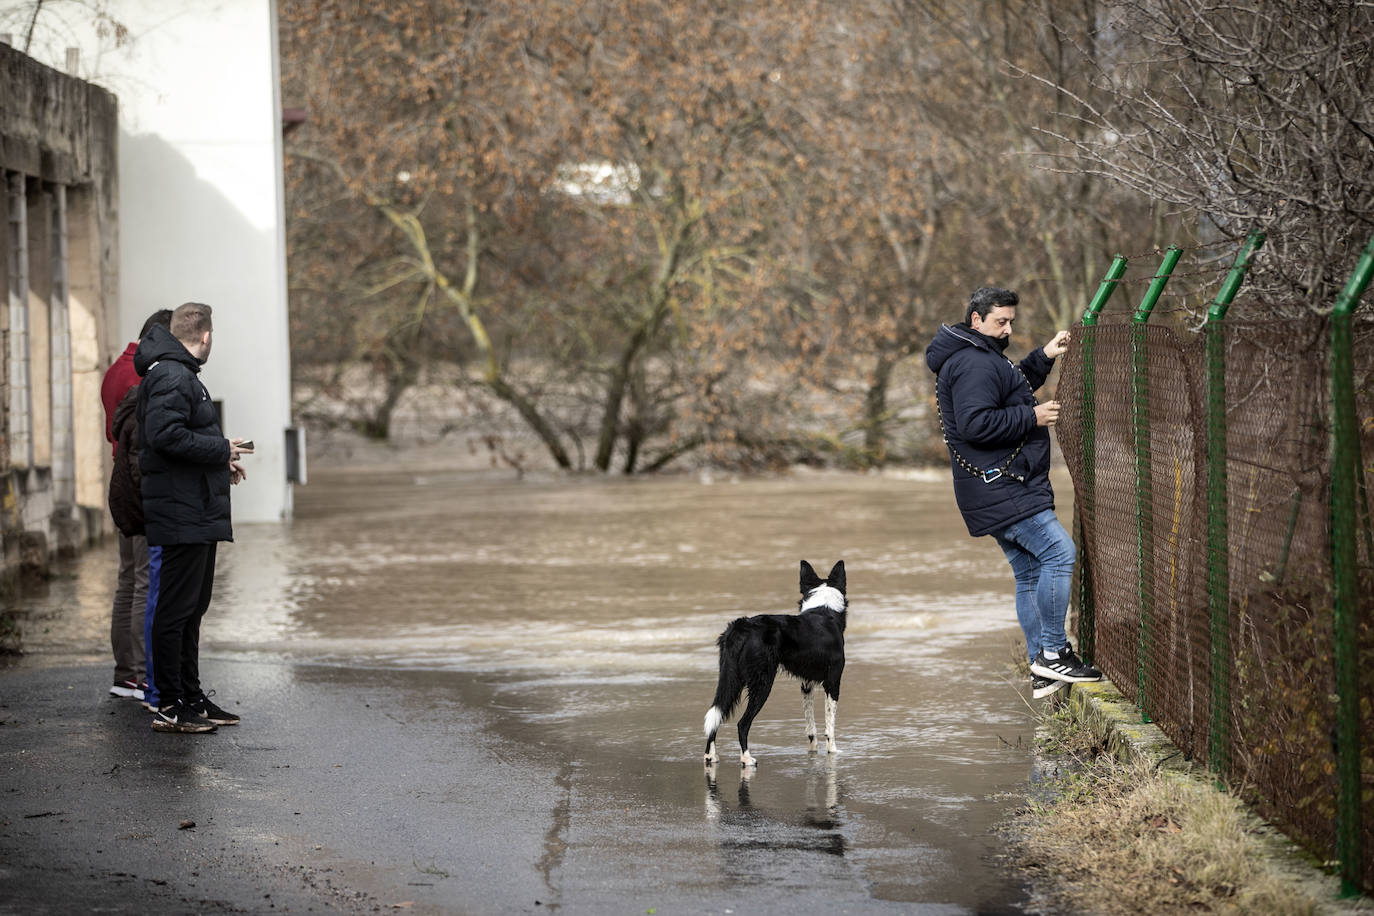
[15,465,1056,912]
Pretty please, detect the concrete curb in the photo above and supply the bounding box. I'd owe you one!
[1063,680,1372,914]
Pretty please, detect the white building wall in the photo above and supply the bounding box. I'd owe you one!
[115,0,292,522]
[25,0,294,523]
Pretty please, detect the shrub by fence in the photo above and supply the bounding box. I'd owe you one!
[1057,236,1374,895]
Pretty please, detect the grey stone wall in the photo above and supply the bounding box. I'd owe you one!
[0,43,118,585]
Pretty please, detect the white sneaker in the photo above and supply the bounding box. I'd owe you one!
[109,679,145,700]
[1031,675,1067,699]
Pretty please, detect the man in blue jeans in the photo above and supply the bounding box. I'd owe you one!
[925,286,1101,698]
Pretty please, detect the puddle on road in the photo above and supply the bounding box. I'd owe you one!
[19,466,1055,911]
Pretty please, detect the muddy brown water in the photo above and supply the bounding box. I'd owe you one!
[15,465,1057,912]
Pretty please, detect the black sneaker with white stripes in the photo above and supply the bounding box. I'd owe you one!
[1031,675,1067,699]
[1029,644,1102,683]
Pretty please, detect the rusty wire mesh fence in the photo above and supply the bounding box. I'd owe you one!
[1057,311,1374,893]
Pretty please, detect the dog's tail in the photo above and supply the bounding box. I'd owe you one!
[704,619,749,737]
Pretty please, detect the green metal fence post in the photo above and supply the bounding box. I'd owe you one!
[1205,231,1265,782]
[1083,257,1129,327]
[1330,233,1374,896]
[1132,246,1182,724]
[1076,255,1129,665]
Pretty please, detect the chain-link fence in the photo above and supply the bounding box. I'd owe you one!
[1057,247,1374,893]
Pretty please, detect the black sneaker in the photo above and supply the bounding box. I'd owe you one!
[190,692,240,726]
[1030,645,1102,683]
[152,699,217,734]
[1031,675,1067,699]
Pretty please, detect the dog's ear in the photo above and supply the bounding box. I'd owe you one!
[826,560,846,593]
[799,560,822,593]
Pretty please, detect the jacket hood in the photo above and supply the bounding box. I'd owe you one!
[134,323,200,377]
[925,323,998,375]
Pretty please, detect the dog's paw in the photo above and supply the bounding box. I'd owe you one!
[740,751,757,768]
[807,734,819,753]
[826,743,841,755]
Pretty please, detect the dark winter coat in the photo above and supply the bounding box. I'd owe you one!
[924,323,1057,537]
[108,386,144,536]
[134,324,232,545]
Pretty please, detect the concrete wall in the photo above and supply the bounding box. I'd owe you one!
[0,44,120,576]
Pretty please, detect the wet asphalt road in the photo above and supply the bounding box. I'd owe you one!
[1,468,1049,914]
[1,653,1032,915]
[2,660,574,914]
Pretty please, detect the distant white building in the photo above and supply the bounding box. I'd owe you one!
[5,0,296,526]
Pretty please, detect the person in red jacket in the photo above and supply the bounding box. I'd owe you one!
[99,309,172,702]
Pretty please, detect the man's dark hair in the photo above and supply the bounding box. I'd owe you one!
[965,287,1019,324]
[139,309,174,340]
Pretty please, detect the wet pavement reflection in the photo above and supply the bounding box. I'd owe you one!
[11,465,1051,913]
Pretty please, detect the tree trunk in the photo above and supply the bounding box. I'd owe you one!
[486,375,574,470]
[593,207,694,472]
[638,434,705,474]
[863,335,919,465]
[863,353,897,465]
[622,419,642,474]
[354,319,423,440]
[594,336,640,472]
[356,360,416,439]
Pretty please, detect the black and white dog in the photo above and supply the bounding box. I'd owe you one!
[703,560,847,768]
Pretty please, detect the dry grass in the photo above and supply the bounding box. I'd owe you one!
[1035,701,1112,760]
[1012,704,1339,915]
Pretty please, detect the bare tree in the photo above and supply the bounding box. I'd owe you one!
[0,1,130,79]
[1028,0,1374,313]
[280,0,1214,470]
[282,0,842,471]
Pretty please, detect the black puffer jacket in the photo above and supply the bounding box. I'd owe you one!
[134,324,232,545]
[108,386,144,536]
[925,323,1056,537]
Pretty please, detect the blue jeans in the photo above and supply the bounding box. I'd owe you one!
[993,508,1076,664]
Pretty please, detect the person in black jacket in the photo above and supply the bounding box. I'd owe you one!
[925,286,1100,699]
[135,302,252,734]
